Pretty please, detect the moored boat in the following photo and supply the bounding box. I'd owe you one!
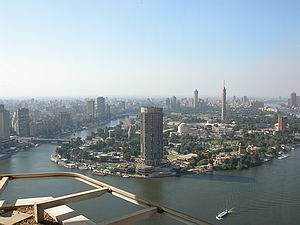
[278,154,289,160]
[64,163,77,169]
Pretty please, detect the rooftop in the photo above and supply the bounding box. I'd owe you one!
[0,172,212,225]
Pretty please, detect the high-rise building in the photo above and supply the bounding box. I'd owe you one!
[194,89,199,108]
[96,97,106,120]
[221,81,227,122]
[242,96,249,104]
[86,99,95,120]
[0,105,10,141]
[106,104,111,120]
[290,92,297,108]
[165,98,171,110]
[16,108,30,137]
[11,112,17,133]
[170,96,177,110]
[140,107,163,166]
[278,116,287,131]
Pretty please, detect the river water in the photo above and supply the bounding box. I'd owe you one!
[0,119,300,225]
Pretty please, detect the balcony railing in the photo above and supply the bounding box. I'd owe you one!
[0,172,212,225]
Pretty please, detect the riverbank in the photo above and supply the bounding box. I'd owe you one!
[49,143,299,179]
[0,143,38,161]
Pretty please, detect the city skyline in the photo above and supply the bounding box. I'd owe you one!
[1,0,299,97]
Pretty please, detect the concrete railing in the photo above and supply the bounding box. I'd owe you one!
[0,172,212,225]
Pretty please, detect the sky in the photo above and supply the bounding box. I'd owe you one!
[0,0,299,98]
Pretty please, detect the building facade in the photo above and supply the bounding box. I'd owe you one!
[165,98,171,110]
[194,89,199,109]
[170,96,177,110]
[290,92,297,108]
[278,116,287,131]
[16,108,30,137]
[221,82,227,122]
[96,97,106,120]
[86,99,95,120]
[140,107,163,166]
[0,105,10,141]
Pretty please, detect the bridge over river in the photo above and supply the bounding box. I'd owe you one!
[18,137,71,144]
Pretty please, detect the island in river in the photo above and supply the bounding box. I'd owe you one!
[50,118,300,178]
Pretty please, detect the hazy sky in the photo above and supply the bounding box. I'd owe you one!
[0,0,299,98]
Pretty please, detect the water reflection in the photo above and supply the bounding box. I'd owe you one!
[185,174,256,184]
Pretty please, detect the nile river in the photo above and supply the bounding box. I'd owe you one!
[0,120,300,225]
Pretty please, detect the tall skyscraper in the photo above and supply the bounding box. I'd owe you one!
[0,105,10,141]
[170,96,177,110]
[290,92,297,108]
[96,97,106,120]
[140,107,163,166]
[11,112,17,133]
[16,108,30,137]
[165,98,171,110]
[106,104,111,120]
[86,99,95,120]
[221,81,227,122]
[194,89,199,108]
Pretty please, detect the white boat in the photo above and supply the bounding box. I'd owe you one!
[216,208,233,220]
[78,165,89,170]
[263,158,271,162]
[35,144,39,147]
[92,170,107,176]
[64,163,77,169]
[50,154,59,163]
[278,154,289,160]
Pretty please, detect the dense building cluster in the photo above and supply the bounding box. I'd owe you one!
[1,85,300,176]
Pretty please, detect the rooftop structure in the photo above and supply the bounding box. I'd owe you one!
[0,172,211,225]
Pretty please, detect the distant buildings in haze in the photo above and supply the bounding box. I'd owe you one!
[288,92,298,108]
[86,97,110,122]
[165,89,207,112]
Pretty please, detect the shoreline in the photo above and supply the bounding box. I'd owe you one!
[49,143,299,178]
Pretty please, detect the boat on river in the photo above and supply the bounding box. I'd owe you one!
[216,208,233,220]
[278,154,289,160]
